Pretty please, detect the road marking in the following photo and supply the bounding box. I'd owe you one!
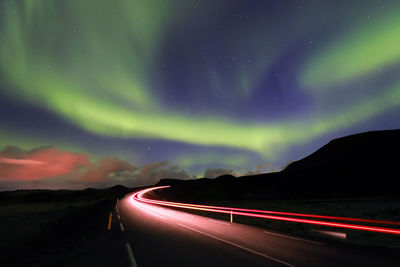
[263,230,322,245]
[125,243,138,267]
[208,219,230,226]
[118,214,121,220]
[177,223,294,267]
[312,230,346,239]
[107,212,112,230]
[120,222,125,231]
[115,199,119,213]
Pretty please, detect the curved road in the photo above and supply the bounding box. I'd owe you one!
[115,190,399,267]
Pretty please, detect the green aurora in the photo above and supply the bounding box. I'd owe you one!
[1,0,400,176]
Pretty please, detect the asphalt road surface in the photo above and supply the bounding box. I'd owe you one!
[116,193,399,267]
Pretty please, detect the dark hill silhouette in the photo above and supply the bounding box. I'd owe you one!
[281,129,400,196]
[157,130,400,202]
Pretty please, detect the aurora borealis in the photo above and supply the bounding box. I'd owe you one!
[1,0,400,189]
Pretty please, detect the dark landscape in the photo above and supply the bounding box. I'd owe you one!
[1,130,400,266]
[0,186,131,266]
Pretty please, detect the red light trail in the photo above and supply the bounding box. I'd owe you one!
[131,186,400,235]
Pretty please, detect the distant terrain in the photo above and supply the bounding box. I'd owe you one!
[156,129,400,202]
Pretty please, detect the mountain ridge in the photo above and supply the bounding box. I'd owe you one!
[156,129,400,201]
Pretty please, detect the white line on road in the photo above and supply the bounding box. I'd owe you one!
[263,230,323,245]
[312,230,346,239]
[125,243,138,267]
[118,214,121,220]
[120,222,125,231]
[177,223,294,267]
[208,219,230,225]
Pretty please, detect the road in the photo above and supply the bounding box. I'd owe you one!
[115,191,399,267]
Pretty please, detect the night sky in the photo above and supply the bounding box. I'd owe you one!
[1,0,400,190]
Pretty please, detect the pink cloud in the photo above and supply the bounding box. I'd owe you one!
[0,147,89,181]
[0,158,45,165]
[0,146,192,190]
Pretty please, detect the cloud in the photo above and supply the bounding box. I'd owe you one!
[0,146,89,181]
[203,165,273,178]
[0,158,45,165]
[256,162,269,170]
[127,161,191,187]
[0,146,192,190]
[203,168,236,178]
[77,157,137,182]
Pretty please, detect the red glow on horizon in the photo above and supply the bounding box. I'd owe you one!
[0,148,89,181]
[131,186,400,235]
[0,147,136,184]
[0,158,45,165]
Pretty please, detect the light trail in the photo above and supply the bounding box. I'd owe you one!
[133,186,400,226]
[131,186,400,235]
